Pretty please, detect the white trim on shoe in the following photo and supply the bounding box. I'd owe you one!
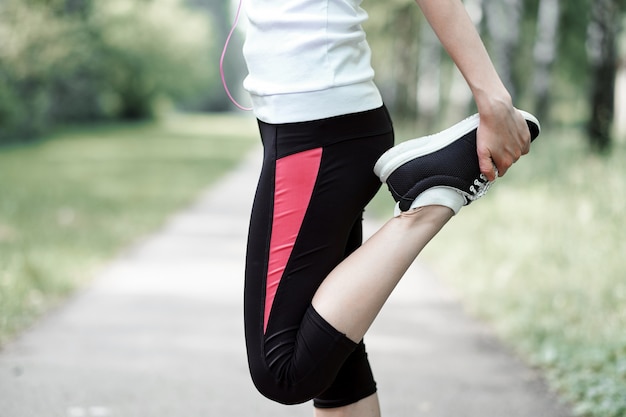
[374,110,540,183]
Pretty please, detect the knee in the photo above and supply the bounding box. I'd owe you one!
[248,363,318,405]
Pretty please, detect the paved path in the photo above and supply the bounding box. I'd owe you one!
[0,148,573,417]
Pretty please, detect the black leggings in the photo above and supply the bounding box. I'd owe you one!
[244,106,394,408]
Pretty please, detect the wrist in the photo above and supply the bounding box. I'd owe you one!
[472,85,514,119]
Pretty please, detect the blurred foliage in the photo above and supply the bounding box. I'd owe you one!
[363,0,626,150]
[2,0,624,148]
[0,0,216,144]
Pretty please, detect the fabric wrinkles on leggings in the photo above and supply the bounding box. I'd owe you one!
[244,106,394,407]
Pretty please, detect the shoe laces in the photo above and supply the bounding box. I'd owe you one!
[467,169,498,201]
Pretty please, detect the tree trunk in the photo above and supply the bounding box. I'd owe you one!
[188,0,244,111]
[417,22,442,130]
[484,0,522,100]
[63,0,92,18]
[389,4,420,120]
[587,0,621,151]
[533,0,560,122]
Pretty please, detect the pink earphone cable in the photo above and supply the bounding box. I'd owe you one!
[220,0,252,111]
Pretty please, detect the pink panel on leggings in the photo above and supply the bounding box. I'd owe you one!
[264,148,323,333]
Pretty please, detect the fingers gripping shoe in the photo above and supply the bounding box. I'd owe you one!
[374,110,540,216]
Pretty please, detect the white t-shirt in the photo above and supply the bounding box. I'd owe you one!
[242,0,383,123]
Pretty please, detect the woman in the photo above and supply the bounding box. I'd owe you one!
[241,0,538,416]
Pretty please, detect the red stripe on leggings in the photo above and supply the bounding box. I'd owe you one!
[264,148,323,333]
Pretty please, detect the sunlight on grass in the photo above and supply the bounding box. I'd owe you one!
[0,113,258,345]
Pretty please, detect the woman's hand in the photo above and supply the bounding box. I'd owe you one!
[415,0,531,180]
[476,101,531,181]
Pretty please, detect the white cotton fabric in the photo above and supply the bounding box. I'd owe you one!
[242,0,383,123]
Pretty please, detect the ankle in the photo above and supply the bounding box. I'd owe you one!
[394,187,465,216]
[397,204,454,227]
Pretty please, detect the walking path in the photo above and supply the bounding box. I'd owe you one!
[0,148,573,417]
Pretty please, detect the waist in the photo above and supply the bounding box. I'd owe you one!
[249,81,383,124]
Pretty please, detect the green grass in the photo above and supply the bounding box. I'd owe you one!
[0,113,258,345]
[401,131,626,417]
[2,112,625,416]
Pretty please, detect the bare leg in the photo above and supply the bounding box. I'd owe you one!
[314,393,381,417]
[312,205,453,343]
[311,205,451,417]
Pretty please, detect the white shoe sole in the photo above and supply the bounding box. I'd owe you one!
[374,110,540,183]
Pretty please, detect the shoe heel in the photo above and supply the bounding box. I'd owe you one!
[517,109,541,141]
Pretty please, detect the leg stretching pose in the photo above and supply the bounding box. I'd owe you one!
[239,0,540,416]
[245,107,394,409]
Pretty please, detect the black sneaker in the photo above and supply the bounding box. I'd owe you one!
[374,110,540,215]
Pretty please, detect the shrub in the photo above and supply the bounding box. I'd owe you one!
[0,0,215,144]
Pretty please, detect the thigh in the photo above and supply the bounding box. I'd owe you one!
[249,122,394,339]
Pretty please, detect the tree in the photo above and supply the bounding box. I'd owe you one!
[187,0,245,111]
[0,0,216,144]
[483,0,523,100]
[416,20,442,130]
[379,2,421,120]
[586,0,622,151]
[532,0,560,121]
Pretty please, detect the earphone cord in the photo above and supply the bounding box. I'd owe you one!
[220,0,252,111]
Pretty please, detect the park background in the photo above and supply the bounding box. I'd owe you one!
[0,0,625,416]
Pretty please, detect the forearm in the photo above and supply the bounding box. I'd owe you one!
[415,0,531,180]
[415,0,511,115]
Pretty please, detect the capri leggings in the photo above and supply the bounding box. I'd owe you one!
[244,106,395,408]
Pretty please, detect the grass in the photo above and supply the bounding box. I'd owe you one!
[0,113,258,345]
[2,111,625,416]
[396,130,626,417]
